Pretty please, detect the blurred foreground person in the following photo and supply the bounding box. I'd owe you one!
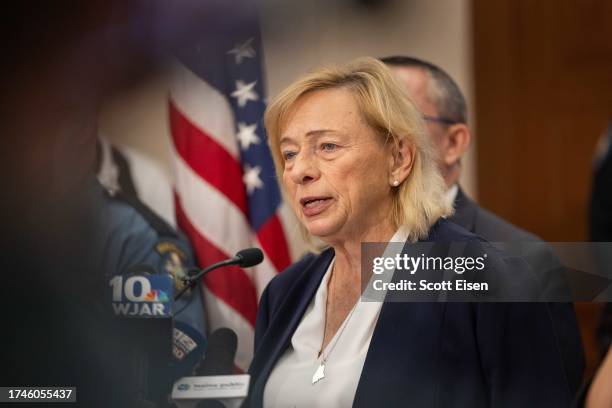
[0,1,221,405]
[382,55,585,394]
[589,121,612,247]
[587,347,612,408]
[585,121,612,408]
[247,57,576,407]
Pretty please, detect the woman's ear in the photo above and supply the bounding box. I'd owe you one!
[388,138,415,186]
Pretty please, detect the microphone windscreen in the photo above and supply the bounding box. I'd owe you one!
[235,248,264,268]
[195,328,238,376]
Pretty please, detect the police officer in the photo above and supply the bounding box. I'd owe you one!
[80,176,206,406]
[90,178,206,337]
[94,137,206,335]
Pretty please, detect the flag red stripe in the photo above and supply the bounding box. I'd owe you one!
[257,215,292,272]
[169,99,248,215]
[175,195,258,327]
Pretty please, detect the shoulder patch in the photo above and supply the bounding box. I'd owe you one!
[156,241,187,260]
[157,240,192,294]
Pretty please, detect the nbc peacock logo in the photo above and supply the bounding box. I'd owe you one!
[144,289,170,303]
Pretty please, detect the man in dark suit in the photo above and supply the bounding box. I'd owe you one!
[380,56,532,240]
[381,55,585,394]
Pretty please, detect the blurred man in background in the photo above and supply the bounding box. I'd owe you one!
[381,55,585,394]
[381,56,541,241]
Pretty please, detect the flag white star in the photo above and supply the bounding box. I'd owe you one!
[236,122,260,150]
[227,38,255,65]
[243,164,264,194]
[231,80,259,108]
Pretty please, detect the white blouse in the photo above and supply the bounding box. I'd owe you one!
[263,228,409,408]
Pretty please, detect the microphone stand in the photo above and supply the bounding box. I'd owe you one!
[174,258,239,301]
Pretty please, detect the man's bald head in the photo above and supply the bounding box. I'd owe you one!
[381,55,467,125]
[381,56,471,187]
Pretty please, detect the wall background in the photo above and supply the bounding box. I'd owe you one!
[472,0,612,376]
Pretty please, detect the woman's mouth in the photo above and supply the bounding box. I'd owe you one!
[300,196,333,217]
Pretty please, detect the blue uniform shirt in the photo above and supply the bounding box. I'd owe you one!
[89,179,206,336]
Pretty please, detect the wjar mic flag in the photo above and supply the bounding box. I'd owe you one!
[108,266,175,403]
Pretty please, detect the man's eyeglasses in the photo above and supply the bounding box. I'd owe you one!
[423,115,462,126]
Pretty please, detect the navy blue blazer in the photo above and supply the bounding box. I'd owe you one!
[247,219,575,407]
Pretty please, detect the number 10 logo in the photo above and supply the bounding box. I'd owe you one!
[109,276,151,302]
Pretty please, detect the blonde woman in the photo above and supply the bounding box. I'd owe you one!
[247,58,573,407]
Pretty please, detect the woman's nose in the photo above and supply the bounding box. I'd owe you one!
[288,152,320,185]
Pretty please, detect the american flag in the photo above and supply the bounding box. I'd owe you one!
[168,9,294,371]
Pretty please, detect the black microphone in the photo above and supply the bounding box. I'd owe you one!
[235,248,264,268]
[108,265,175,404]
[109,264,208,405]
[193,329,238,408]
[175,248,264,301]
[171,329,248,408]
[195,328,238,376]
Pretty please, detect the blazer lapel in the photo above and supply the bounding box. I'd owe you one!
[353,227,448,407]
[353,302,447,407]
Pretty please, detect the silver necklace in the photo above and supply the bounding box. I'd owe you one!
[312,302,358,384]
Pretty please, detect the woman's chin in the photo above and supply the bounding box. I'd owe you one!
[305,221,331,236]
[305,220,343,242]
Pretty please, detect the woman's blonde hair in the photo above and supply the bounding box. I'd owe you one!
[265,57,452,244]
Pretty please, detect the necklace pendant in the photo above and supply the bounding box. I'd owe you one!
[312,362,325,384]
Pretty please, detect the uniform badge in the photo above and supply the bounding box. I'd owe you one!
[156,241,191,294]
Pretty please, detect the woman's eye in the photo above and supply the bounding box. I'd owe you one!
[283,151,297,161]
[321,143,338,152]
